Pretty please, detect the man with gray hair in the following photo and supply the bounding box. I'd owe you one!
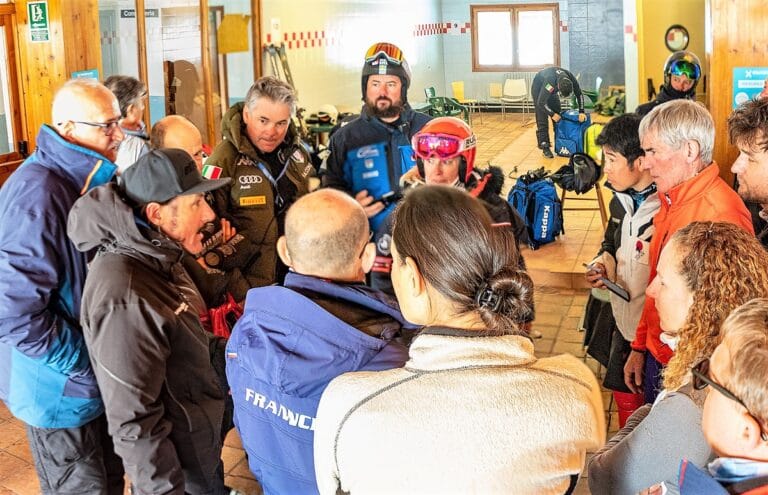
[207,76,314,288]
[0,78,124,493]
[104,75,149,171]
[225,188,411,494]
[623,99,754,404]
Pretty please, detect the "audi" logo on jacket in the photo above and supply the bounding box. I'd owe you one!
[239,175,263,185]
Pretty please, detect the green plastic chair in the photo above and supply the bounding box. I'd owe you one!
[427,96,469,123]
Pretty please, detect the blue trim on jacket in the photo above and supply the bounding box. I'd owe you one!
[225,272,411,494]
[0,125,117,427]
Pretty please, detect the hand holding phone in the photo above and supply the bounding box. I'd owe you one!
[583,262,605,287]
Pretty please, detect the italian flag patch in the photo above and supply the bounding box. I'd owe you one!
[545,83,555,93]
[202,164,223,180]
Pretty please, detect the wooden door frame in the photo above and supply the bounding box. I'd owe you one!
[0,4,26,167]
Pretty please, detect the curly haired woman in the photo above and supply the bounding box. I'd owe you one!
[589,221,768,495]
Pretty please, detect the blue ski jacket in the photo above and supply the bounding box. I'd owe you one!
[0,125,116,428]
[226,272,412,494]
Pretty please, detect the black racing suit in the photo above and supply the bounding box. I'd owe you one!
[531,67,584,149]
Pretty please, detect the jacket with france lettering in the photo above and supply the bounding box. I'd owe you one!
[208,102,314,288]
[322,105,431,231]
[0,124,116,428]
[68,183,227,495]
[226,272,411,495]
[593,184,659,342]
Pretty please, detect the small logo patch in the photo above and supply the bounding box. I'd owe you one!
[240,195,267,206]
[202,164,222,180]
[292,150,305,164]
[545,83,555,93]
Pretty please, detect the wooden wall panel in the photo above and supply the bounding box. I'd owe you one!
[61,0,102,77]
[14,0,102,151]
[15,1,67,150]
[707,0,768,184]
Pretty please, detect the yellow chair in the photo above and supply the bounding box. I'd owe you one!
[451,81,481,124]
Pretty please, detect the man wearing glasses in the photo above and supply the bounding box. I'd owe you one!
[322,42,431,292]
[0,79,125,493]
[225,189,411,494]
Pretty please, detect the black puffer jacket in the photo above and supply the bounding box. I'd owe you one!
[68,183,227,495]
[636,85,695,116]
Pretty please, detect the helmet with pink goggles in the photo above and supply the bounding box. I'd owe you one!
[412,117,477,183]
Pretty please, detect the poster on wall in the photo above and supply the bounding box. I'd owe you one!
[732,67,768,108]
[28,1,50,43]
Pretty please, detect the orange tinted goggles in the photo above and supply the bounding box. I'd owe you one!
[365,42,405,65]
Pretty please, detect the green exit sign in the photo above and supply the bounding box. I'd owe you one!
[28,1,50,43]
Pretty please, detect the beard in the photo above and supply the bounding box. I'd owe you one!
[365,96,404,119]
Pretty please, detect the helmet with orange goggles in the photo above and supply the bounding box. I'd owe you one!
[663,51,701,95]
[413,117,477,183]
[361,42,411,102]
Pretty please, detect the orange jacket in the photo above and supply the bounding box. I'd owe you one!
[631,164,754,363]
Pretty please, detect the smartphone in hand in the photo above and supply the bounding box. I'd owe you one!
[582,263,630,301]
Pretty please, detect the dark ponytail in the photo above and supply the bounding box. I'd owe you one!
[392,186,534,336]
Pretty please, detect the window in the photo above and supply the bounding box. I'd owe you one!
[471,4,560,72]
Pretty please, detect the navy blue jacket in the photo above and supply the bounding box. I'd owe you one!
[322,106,431,231]
[225,272,412,494]
[0,125,116,427]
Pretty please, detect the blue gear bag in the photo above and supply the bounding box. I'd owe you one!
[508,172,563,249]
[554,109,591,157]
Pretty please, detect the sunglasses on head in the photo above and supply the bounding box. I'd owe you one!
[365,43,405,66]
[669,60,701,81]
[412,133,476,161]
[692,358,768,442]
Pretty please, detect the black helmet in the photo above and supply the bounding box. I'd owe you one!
[663,51,702,96]
[551,153,602,194]
[361,42,411,103]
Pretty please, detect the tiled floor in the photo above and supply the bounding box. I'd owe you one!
[0,112,614,494]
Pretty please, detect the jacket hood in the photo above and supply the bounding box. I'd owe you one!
[221,101,301,157]
[67,182,183,266]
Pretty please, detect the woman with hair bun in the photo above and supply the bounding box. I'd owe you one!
[313,186,605,495]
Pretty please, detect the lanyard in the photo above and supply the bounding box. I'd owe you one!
[256,160,290,211]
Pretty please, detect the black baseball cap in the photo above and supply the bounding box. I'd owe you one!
[121,148,230,205]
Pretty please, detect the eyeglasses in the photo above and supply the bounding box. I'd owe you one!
[669,60,701,81]
[412,132,476,161]
[364,42,405,66]
[358,231,374,259]
[71,120,121,136]
[692,358,768,442]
